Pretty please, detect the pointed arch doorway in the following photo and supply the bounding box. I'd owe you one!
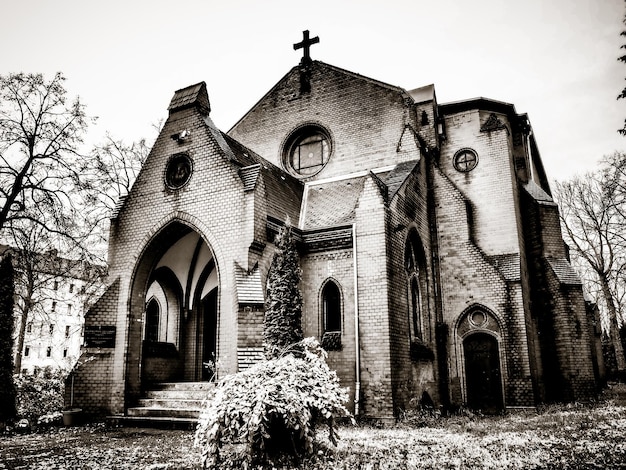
[463,333,504,413]
[126,222,219,406]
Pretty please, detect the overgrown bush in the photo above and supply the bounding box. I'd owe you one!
[194,338,352,469]
[14,367,65,422]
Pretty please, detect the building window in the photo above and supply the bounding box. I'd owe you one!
[49,324,54,335]
[405,229,431,356]
[453,148,478,173]
[51,301,56,312]
[24,346,30,357]
[410,276,422,340]
[53,280,59,291]
[145,298,160,342]
[69,284,74,293]
[165,153,193,189]
[66,304,72,315]
[65,325,70,338]
[322,281,341,333]
[283,124,332,177]
[46,347,52,357]
[321,280,342,351]
[26,322,32,333]
[63,349,68,358]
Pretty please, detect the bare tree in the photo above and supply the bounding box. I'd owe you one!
[619,1,626,136]
[77,134,149,258]
[0,72,151,374]
[0,73,93,245]
[554,153,626,370]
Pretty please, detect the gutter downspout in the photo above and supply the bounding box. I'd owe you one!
[352,223,361,417]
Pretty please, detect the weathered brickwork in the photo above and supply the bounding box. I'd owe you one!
[64,279,119,416]
[520,190,599,402]
[353,177,395,419]
[230,62,421,179]
[237,347,264,370]
[77,60,602,420]
[385,161,439,412]
[301,248,357,406]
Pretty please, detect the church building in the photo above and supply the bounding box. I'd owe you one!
[71,32,603,420]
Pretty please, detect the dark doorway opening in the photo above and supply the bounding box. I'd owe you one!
[464,333,504,413]
[201,288,218,381]
[145,298,160,342]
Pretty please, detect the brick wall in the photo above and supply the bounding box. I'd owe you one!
[78,104,254,414]
[521,190,598,402]
[385,161,439,411]
[229,61,436,180]
[439,110,519,255]
[433,108,536,407]
[64,279,119,416]
[301,248,357,407]
[352,176,394,419]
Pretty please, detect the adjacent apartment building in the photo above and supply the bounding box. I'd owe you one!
[1,245,104,375]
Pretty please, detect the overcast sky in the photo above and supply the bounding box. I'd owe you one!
[1,0,624,182]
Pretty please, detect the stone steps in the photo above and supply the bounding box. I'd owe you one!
[120,382,214,427]
[137,398,207,409]
[127,406,201,419]
[144,389,210,400]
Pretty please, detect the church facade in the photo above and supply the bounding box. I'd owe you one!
[71,40,603,419]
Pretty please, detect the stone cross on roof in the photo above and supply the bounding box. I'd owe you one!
[293,30,319,65]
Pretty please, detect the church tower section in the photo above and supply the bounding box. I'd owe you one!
[434,98,598,409]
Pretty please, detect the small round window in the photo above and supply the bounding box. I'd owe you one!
[165,153,193,189]
[469,310,487,327]
[453,149,478,173]
[283,125,332,177]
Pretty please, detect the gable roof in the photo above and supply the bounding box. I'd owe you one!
[381,160,420,200]
[222,133,304,225]
[547,257,582,285]
[301,175,366,230]
[229,61,416,134]
[300,159,421,230]
[407,84,435,104]
[523,180,557,206]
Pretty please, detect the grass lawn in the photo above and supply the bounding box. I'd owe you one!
[2,400,626,469]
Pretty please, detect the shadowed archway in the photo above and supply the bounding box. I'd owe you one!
[126,221,219,408]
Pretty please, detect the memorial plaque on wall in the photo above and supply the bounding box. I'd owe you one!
[85,325,116,348]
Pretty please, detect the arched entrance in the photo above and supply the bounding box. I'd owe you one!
[463,333,503,413]
[126,221,219,406]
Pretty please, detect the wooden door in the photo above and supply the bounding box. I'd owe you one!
[464,333,503,413]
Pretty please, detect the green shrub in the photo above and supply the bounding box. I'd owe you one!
[14,367,65,422]
[194,338,352,469]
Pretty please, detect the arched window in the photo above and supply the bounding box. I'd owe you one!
[322,281,341,333]
[145,298,160,342]
[411,276,422,340]
[405,230,428,344]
